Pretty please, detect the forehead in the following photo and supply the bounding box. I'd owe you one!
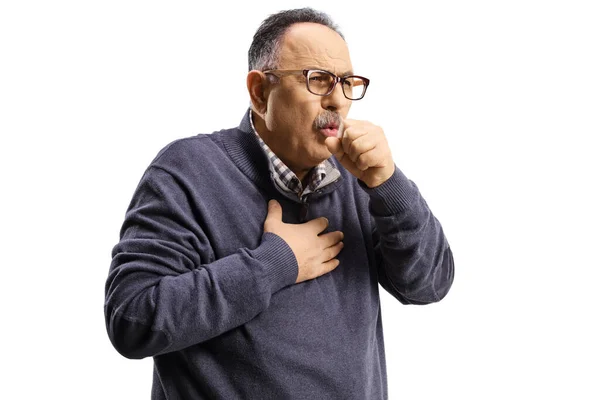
[278,23,352,74]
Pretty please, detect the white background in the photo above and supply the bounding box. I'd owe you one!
[1,1,598,399]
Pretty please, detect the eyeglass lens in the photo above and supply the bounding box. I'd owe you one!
[307,71,366,100]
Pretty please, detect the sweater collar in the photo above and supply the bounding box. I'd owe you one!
[218,110,272,191]
[220,109,343,195]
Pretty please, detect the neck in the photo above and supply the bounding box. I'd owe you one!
[251,110,313,184]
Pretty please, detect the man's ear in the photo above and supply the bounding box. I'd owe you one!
[247,70,270,114]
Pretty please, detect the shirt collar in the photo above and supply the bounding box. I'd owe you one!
[248,109,339,197]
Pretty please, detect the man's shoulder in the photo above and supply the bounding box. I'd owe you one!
[149,127,239,171]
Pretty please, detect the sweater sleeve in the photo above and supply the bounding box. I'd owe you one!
[360,166,454,305]
[104,166,298,359]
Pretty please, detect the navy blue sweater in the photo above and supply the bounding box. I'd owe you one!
[105,111,454,399]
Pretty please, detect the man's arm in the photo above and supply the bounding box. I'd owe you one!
[362,167,454,304]
[324,120,454,304]
[104,166,298,359]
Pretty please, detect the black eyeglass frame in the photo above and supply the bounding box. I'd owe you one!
[263,69,370,100]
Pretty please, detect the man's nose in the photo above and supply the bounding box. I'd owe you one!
[321,81,348,111]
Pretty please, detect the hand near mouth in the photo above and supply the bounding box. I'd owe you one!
[324,119,395,188]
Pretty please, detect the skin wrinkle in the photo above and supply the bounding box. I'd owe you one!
[251,22,353,184]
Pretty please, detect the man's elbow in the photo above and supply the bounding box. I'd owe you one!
[433,246,455,302]
[105,306,170,360]
[406,246,455,305]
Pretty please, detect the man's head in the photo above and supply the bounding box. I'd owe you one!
[247,8,360,180]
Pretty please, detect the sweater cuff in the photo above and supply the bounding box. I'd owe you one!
[250,232,298,294]
[359,165,418,215]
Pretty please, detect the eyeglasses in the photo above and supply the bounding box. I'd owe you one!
[263,69,370,100]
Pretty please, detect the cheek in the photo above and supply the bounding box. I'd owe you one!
[267,92,315,131]
[342,102,352,117]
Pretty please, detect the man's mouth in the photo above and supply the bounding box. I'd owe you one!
[319,123,339,138]
[314,111,343,138]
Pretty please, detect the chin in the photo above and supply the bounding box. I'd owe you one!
[307,146,332,165]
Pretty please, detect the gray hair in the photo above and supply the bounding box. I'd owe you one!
[248,8,345,72]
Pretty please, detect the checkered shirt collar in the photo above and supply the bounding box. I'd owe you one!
[248,109,329,197]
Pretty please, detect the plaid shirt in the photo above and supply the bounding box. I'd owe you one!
[249,109,333,199]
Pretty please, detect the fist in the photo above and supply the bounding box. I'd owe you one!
[325,119,395,188]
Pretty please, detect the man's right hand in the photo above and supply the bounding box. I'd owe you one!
[263,199,344,283]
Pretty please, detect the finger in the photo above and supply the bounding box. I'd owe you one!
[324,137,344,160]
[320,258,341,276]
[306,216,329,234]
[324,241,344,262]
[328,132,365,176]
[347,134,376,163]
[342,118,358,128]
[264,199,282,230]
[336,150,365,178]
[341,128,368,156]
[319,230,344,248]
[356,148,385,171]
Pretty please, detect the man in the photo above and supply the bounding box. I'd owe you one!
[105,8,454,399]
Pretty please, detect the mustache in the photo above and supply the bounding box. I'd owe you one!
[314,110,343,131]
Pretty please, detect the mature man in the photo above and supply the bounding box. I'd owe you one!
[105,8,454,399]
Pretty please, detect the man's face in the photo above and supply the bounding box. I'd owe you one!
[262,23,353,175]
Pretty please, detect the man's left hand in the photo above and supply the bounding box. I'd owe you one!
[325,119,395,188]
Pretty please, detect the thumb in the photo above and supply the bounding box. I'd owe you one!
[325,137,344,160]
[325,136,362,178]
[264,199,282,230]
